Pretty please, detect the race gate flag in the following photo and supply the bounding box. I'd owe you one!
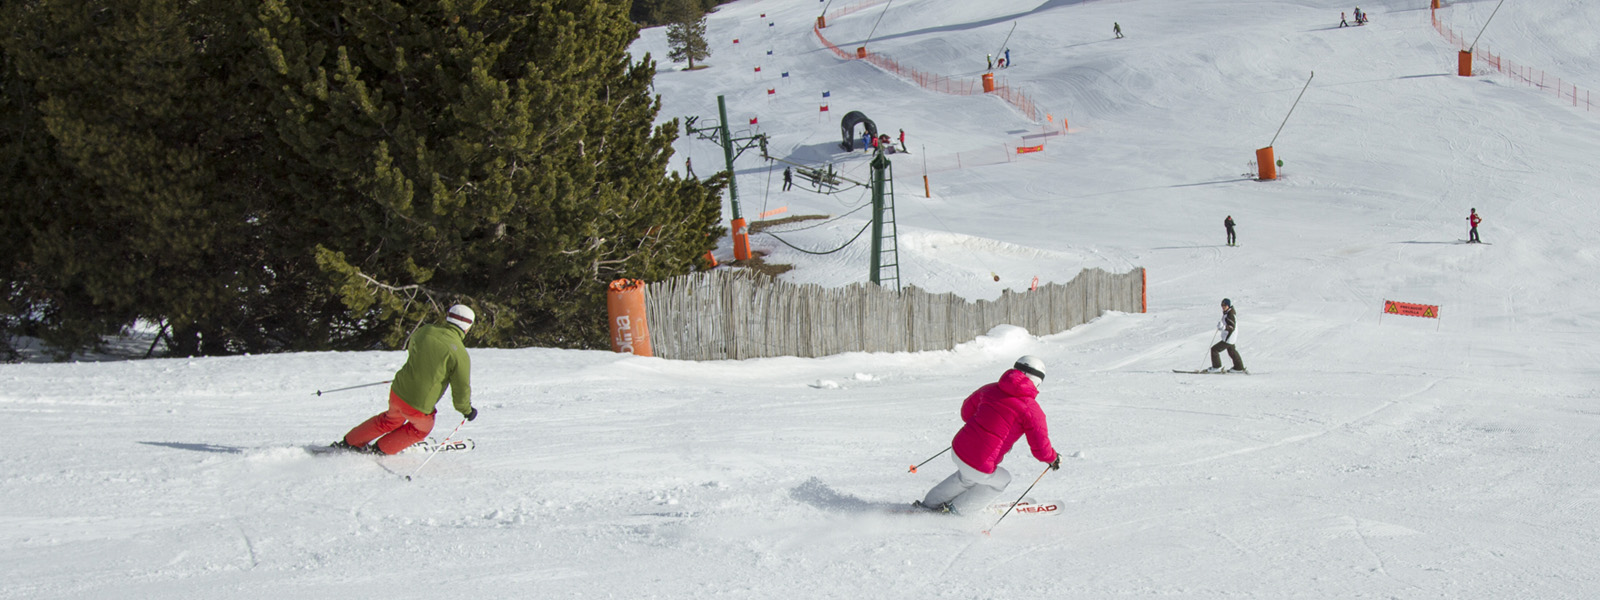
[1384,300,1440,319]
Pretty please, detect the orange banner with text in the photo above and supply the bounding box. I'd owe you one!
[1384,300,1439,319]
[1016,145,1044,154]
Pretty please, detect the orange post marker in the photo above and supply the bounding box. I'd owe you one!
[1458,50,1473,77]
[981,72,996,93]
[816,15,826,29]
[856,46,867,59]
[731,217,751,261]
[1256,146,1277,180]
[606,279,653,357]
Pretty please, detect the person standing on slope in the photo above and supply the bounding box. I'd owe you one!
[333,305,479,454]
[1467,208,1482,243]
[1207,299,1246,373]
[1225,215,1237,246]
[1113,22,1123,39]
[782,166,793,191]
[915,356,1061,514]
[898,128,907,153]
[1339,12,1349,27]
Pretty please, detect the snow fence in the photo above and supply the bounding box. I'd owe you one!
[639,267,1145,360]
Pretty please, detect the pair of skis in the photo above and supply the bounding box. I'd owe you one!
[1173,368,1250,375]
[889,498,1064,518]
[307,436,475,456]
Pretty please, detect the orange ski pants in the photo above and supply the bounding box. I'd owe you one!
[344,390,435,455]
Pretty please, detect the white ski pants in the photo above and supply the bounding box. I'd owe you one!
[922,453,1011,513]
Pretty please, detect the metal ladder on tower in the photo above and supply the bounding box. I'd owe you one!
[872,153,901,291]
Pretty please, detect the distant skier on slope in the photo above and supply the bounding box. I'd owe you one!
[1339,12,1349,27]
[1207,299,1247,373]
[1225,215,1237,246]
[1114,22,1123,39]
[332,305,479,454]
[782,166,793,191]
[1467,208,1482,243]
[914,356,1060,514]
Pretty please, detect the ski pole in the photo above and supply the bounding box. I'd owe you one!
[315,380,391,396]
[909,447,951,473]
[404,418,465,482]
[982,463,1054,536]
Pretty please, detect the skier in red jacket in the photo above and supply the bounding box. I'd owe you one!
[1467,208,1482,243]
[915,356,1060,514]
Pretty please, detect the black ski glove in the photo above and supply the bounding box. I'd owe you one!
[465,407,479,422]
[1049,456,1061,471]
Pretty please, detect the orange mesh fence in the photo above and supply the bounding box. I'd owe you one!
[813,15,1043,121]
[1431,6,1596,112]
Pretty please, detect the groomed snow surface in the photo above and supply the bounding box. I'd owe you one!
[7,0,1600,597]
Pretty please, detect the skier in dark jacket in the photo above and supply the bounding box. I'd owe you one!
[782,167,793,191]
[1225,215,1237,246]
[1207,299,1246,373]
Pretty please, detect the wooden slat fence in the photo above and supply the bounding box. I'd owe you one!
[643,267,1145,360]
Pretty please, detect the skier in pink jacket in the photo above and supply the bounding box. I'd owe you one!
[915,356,1060,514]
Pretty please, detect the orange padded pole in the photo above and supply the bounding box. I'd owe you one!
[731,217,751,261]
[606,279,653,357]
[1256,146,1277,181]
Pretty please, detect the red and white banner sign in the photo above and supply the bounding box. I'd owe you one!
[1015,144,1044,154]
[1384,300,1439,319]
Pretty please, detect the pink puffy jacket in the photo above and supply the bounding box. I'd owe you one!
[950,369,1058,474]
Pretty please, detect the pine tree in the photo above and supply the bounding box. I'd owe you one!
[253,0,724,349]
[665,0,712,70]
[0,0,288,357]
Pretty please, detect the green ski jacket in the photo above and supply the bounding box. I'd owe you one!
[391,322,472,416]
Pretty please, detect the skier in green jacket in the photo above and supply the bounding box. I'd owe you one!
[334,305,478,455]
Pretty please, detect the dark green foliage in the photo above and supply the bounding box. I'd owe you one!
[0,0,725,356]
[629,0,726,26]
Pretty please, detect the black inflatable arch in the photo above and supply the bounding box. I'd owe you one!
[839,111,878,151]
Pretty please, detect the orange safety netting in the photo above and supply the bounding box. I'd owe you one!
[814,2,1044,122]
[1431,5,1595,112]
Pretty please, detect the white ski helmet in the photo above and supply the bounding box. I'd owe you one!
[446,304,475,333]
[1013,355,1046,387]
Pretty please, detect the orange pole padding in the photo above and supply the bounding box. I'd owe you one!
[1432,0,1440,9]
[923,174,930,198]
[817,16,826,29]
[606,279,653,357]
[1457,50,1473,77]
[704,251,719,268]
[1141,268,1148,313]
[731,217,751,261]
[981,72,996,93]
[856,47,867,59]
[1255,146,1277,181]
